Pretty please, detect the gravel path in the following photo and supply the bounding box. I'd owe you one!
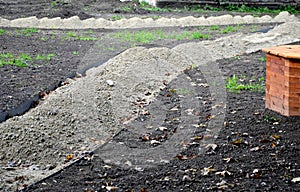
[0,12,299,191]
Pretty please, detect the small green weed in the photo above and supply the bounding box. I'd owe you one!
[210,25,220,31]
[263,115,279,122]
[122,6,131,12]
[73,51,79,55]
[191,32,210,39]
[76,36,98,41]
[0,29,6,35]
[221,26,237,34]
[108,47,115,51]
[259,57,266,62]
[40,37,47,41]
[67,31,76,37]
[51,1,57,7]
[20,28,38,36]
[65,31,98,41]
[35,53,55,61]
[204,5,222,11]
[112,15,125,21]
[226,74,265,93]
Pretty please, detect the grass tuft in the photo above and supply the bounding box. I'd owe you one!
[226,74,265,93]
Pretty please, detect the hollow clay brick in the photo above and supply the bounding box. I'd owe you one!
[262,45,300,116]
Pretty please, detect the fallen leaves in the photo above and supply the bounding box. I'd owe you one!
[215,170,232,177]
[250,146,262,152]
[205,143,218,151]
[105,186,118,191]
[201,167,216,176]
[66,154,73,161]
[292,177,300,183]
[223,157,236,163]
[176,154,197,160]
[231,138,243,145]
[150,140,161,145]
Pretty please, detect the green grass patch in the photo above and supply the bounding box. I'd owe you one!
[224,4,299,14]
[210,25,220,31]
[114,29,210,44]
[191,32,210,39]
[121,6,131,12]
[64,31,98,41]
[76,36,98,41]
[112,15,125,21]
[140,1,170,12]
[115,30,162,44]
[21,28,39,36]
[67,32,76,37]
[221,26,237,34]
[0,53,32,67]
[226,74,265,93]
[132,1,299,15]
[0,52,55,67]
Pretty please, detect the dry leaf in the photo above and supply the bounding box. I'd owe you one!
[272,134,280,140]
[205,144,218,150]
[260,139,271,143]
[170,106,179,111]
[292,177,300,182]
[192,135,203,141]
[106,186,118,191]
[150,140,161,145]
[250,146,261,152]
[201,167,216,175]
[66,154,73,161]
[140,188,148,192]
[223,157,235,163]
[232,138,243,145]
[271,142,277,148]
[158,127,168,131]
[185,108,194,115]
[141,135,150,141]
[198,83,209,87]
[215,170,232,177]
[199,123,207,128]
[176,155,197,160]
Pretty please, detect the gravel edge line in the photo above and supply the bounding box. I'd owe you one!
[0,11,299,29]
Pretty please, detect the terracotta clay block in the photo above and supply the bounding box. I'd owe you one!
[262,45,300,116]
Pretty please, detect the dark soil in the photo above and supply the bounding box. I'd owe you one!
[0,0,299,191]
[0,23,277,122]
[26,50,300,192]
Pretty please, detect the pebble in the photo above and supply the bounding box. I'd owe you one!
[106,80,114,86]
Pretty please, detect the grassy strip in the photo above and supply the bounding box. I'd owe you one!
[0,53,55,67]
[114,29,210,44]
[136,1,298,14]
